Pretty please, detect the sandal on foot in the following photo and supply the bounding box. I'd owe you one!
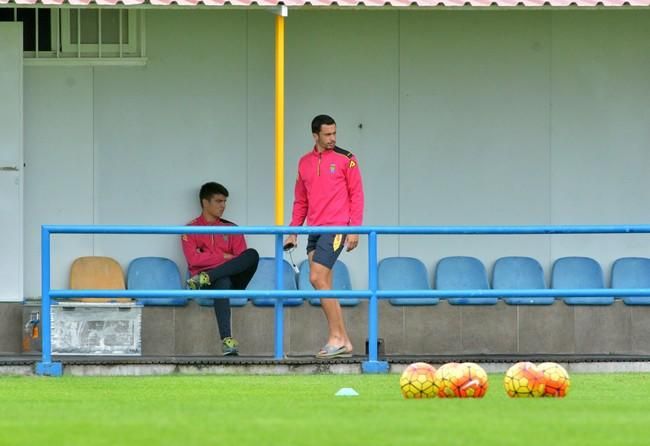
[316,344,352,359]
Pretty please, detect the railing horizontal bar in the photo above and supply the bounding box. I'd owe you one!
[376,289,650,298]
[42,224,650,236]
[49,289,373,298]
[48,288,650,299]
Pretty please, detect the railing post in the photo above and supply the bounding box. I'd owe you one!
[362,231,389,373]
[274,233,285,359]
[36,226,62,376]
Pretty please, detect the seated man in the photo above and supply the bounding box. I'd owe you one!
[182,182,259,356]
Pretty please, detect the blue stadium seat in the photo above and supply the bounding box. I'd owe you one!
[611,257,650,305]
[298,260,359,307]
[551,257,613,305]
[250,257,302,307]
[127,257,188,306]
[186,270,248,308]
[378,257,438,306]
[435,256,495,305]
[492,256,553,305]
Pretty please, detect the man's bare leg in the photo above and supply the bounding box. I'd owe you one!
[309,251,352,353]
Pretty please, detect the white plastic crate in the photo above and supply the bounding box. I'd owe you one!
[51,302,142,355]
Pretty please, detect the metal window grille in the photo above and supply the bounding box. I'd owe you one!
[0,7,146,65]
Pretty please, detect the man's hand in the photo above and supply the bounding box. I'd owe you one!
[224,253,234,260]
[284,234,298,250]
[346,234,359,252]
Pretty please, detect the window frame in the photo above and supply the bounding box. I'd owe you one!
[59,9,138,55]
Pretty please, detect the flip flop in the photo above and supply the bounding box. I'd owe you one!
[316,344,352,359]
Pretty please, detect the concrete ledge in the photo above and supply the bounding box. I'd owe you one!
[4,354,650,376]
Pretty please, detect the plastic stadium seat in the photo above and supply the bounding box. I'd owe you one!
[378,257,438,306]
[250,257,302,307]
[435,256,495,305]
[551,257,613,305]
[611,257,650,305]
[492,256,553,305]
[126,257,188,306]
[187,270,248,308]
[69,256,130,303]
[298,260,359,307]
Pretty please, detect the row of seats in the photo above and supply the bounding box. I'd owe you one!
[381,256,650,306]
[68,256,351,307]
[67,255,650,307]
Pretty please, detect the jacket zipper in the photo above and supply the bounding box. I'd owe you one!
[317,153,321,176]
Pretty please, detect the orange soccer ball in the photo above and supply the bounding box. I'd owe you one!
[503,362,546,398]
[433,362,465,398]
[456,362,489,398]
[400,362,437,399]
[538,362,571,397]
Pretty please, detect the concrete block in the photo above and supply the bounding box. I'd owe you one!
[173,301,221,356]
[0,303,23,354]
[232,305,280,356]
[628,306,650,355]
[378,301,404,355]
[460,302,517,354]
[518,303,575,354]
[141,306,175,356]
[404,302,462,355]
[574,301,632,354]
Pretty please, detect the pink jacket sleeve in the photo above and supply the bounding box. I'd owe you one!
[181,234,216,271]
[346,155,364,226]
[290,170,308,227]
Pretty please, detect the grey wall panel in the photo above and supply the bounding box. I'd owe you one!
[23,67,94,296]
[550,11,650,273]
[92,11,250,272]
[398,11,553,277]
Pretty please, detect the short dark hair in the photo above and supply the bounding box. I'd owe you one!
[199,182,229,206]
[311,114,336,134]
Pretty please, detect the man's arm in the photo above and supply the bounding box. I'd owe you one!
[289,170,308,227]
[345,155,364,251]
[181,234,219,270]
[346,155,364,226]
[286,169,308,248]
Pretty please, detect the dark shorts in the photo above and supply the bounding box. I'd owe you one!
[306,234,346,269]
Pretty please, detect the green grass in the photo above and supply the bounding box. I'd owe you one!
[0,373,649,446]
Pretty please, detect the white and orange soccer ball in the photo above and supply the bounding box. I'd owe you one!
[400,362,437,399]
[503,362,546,398]
[433,362,465,398]
[538,362,570,397]
[457,362,489,398]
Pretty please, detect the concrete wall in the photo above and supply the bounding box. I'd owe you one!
[22,10,650,298]
[8,301,650,356]
[12,9,650,356]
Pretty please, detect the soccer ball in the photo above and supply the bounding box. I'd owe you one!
[400,362,437,399]
[503,362,545,398]
[538,362,570,397]
[457,362,489,398]
[433,362,464,398]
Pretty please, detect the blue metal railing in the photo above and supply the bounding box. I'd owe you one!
[36,224,650,376]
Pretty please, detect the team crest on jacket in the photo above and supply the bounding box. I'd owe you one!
[329,163,336,174]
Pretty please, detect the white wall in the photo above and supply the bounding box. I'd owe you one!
[0,23,23,301]
[21,9,650,297]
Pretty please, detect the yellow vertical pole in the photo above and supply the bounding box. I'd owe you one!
[275,14,285,226]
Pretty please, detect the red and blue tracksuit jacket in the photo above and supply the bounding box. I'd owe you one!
[290,146,364,228]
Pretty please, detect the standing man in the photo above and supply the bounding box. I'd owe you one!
[182,182,259,356]
[285,115,364,359]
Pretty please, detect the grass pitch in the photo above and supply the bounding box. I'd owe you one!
[0,373,648,446]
